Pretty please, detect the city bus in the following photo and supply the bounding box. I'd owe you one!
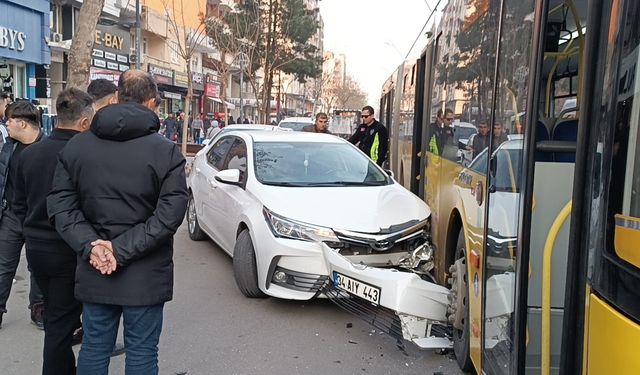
[379,0,640,373]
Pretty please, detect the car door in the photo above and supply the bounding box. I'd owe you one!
[211,138,250,253]
[199,136,235,245]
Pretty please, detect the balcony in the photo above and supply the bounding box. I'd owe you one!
[142,6,168,38]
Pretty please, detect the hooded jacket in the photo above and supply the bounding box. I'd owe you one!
[47,102,188,306]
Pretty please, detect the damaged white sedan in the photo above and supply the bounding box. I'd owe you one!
[187,131,450,346]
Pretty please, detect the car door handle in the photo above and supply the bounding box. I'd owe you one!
[195,167,201,174]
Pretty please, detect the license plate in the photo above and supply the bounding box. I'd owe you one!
[332,271,381,305]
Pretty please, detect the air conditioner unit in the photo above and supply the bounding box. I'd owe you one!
[52,33,63,43]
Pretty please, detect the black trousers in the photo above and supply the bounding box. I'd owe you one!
[27,239,81,375]
[0,208,43,313]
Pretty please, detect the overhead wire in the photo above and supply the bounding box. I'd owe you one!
[403,0,444,60]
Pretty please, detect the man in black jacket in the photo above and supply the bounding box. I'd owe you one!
[0,101,44,329]
[348,105,388,166]
[14,88,94,375]
[47,69,188,374]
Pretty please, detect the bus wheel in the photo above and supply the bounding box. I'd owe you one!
[449,229,474,372]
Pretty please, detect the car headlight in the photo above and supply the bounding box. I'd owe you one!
[263,207,339,242]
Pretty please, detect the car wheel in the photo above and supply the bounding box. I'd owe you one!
[450,229,474,372]
[233,229,267,298]
[187,193,207,241]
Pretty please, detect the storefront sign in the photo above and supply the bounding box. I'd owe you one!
[192,72,204,91]
[0,27,26,51]
[0,1,51,64]
[90,67,121,85]
[94,29,125,50]
[174,71,189,88]
[205,81,220,98]
[91,25,130,73]
[148,64,173,85]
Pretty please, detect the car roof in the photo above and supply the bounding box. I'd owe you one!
[229,131,344,143]
[454,121,476,129]
[279,117,314,123]
[223,124,280,131]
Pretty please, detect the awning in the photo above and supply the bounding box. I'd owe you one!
[207,96,222,104]
[224,101,235,110]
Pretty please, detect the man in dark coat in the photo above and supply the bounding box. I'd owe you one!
[14,88,95,375]
[0,101,45,329]
[348,105,388,166]
[471,119,490,159]
[47,69,188,374]
[302,112,332,133]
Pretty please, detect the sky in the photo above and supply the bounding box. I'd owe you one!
[318,0,440,107]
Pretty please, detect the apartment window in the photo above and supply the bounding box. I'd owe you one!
[143,38,148,55]
[170,42,179,64]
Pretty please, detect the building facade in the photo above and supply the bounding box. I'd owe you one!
[0,0,51,101]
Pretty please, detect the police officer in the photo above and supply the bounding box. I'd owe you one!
[348,105,389,166]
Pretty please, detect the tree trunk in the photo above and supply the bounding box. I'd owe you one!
[66,0,105,89]
[182,61,192,156]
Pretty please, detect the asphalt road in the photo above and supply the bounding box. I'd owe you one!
[0,223,463,375]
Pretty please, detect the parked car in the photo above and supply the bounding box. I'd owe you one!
[278,116,314,131]
[187,131,434,301]
[201,124,287,146]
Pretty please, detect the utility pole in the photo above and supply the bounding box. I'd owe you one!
[135,0,141,69]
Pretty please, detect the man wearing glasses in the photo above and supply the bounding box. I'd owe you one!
[348,105,388,166]
[428,108,454,156]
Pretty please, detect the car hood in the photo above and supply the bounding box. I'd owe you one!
[255,183,430,233]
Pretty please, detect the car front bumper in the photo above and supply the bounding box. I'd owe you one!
[319,243,453,349]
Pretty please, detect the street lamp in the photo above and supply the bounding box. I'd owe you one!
[235,52,249,121]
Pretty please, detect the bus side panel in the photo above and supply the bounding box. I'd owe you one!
[586,294,640,374]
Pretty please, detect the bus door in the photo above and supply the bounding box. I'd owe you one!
[561,0,640,372]
[479,0,541,373]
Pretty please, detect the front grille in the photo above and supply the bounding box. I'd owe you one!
[320,282,404,341]
[320,282,451,344]
[271,267,328,293]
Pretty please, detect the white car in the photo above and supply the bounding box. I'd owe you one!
[278,116,314,131]
[186,131,435,302]
[201,124,285,146]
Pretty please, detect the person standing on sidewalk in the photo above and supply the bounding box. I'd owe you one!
[192,113,204,144]
[87,79,117,110]
[13,88,94,374]
[0,101,45,329]
[47,69,188,374]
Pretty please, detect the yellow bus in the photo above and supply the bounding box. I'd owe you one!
[380,0,640,373]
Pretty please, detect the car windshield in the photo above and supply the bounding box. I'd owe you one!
[253,142,391,187]
[454,126,477,143]
[279,122,309,131]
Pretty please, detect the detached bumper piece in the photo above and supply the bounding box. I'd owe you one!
[320,244,453,349]
[270,266,328,293]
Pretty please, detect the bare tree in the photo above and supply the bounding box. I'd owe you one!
[323,75,367,112]
[66,0,105,89]
[204,8,260,121]
[163,0,208,155]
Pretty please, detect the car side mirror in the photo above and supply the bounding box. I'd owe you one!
[384,169,394,179]
[458,141,467,150]
[215,169,242,186]
[202,139,210,146]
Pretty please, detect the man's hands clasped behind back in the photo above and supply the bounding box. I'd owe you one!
[89,239,117,275]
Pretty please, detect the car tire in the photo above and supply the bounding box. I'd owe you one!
[187,193,207,241]
[233,229,267,298]
[452,229,474,372]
